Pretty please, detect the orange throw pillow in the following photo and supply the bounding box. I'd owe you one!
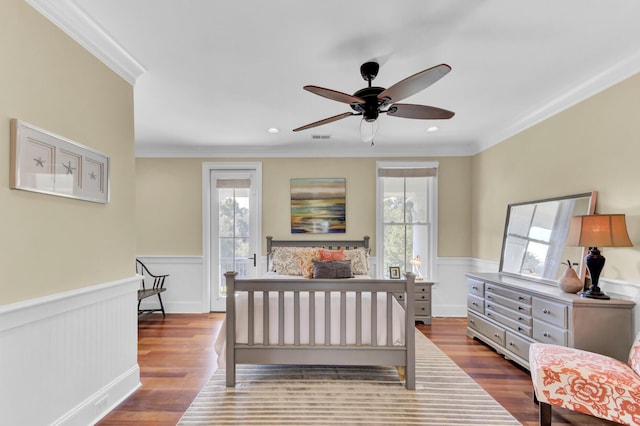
[318,248,345,261]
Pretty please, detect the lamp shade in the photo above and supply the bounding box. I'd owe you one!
[566,214,633,248]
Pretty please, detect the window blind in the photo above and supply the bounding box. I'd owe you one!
[377,167,437,178]
[216,178,251,189]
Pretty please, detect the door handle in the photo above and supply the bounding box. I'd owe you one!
[248,253,256,267]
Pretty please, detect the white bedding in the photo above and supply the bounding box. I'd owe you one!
[214,275,406,367]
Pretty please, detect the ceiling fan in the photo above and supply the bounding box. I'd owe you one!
[293,61,455,144]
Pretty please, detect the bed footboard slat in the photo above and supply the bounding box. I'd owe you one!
[324,291,331,345]
[248,291,254,345]
[263,291,269,346]
[278,291,285,346]
[340,291,347,346]
[309,291,315,346]
[371,291,377,347]
[386,293,393,347]
[294,291,300,345]
[356,292,362,346]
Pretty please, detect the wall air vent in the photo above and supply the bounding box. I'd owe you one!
[311,134,331,140]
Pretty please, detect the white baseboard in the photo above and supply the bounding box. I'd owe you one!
[0,276,141,426]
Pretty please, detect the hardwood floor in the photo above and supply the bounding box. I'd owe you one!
[99,314,616,425]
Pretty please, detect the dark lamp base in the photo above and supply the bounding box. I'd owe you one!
[581,289,610,300]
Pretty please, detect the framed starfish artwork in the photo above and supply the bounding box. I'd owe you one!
[10,119,110,203]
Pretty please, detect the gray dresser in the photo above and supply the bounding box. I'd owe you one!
[466,272,635,369]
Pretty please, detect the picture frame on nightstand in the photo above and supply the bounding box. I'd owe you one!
[389,266,401,279]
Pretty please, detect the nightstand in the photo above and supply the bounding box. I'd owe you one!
[394,280,434,324]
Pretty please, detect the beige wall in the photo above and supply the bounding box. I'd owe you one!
[136,156,472,257]
[0,0,136,305]
[472,73,640,283]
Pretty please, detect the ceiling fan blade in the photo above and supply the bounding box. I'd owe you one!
[387,103,455,120]
[293,112,355,132]
[378,64,451,103]
[304,85,365,104]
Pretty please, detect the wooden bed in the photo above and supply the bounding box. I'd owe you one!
[223,236,416,390]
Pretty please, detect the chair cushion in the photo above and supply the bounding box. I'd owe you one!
[529,343,640,425]
[629,331,640,377]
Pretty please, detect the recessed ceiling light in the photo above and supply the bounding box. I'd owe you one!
[267,127,280,134]
[426,126,439,133]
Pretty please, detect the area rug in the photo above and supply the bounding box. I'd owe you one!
[178,330,520,425]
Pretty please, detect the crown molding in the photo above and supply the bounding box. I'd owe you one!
[25,0,146,85]
[472,48,640,155]
[134,140,477,159]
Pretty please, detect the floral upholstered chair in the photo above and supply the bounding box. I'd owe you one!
[529,332,640,425]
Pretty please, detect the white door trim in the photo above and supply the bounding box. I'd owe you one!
[202,162,262,312]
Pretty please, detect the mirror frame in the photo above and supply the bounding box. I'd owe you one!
[498,191,597,285]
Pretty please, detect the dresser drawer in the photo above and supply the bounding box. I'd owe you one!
[533,319,568,346]
[485,297,532,326]
[485,307,532,337]
[467,279,484,297]
[467,294,484,314]
[415,291,430,302]
[415,301,431,317]
[415,284,431,296]
[485,292,532,316]
[505,331,532,362]
[532,298,567,328]
[485,284,532,304]
[468,312,505,346]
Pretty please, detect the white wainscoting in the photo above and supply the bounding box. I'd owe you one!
[0,276,140,426]
[135,255,640,335]
[137,256,204,313]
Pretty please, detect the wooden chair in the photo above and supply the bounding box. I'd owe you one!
[529,332,640,425]
[136,259,168,318]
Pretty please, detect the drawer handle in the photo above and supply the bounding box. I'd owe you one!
[543,331,550,338]
[472,302,478,306]
[518,296,526,301]
[486,304,492,309]
[487,286,493,291]
[508,341,514,346]
[472,286,478,290]
[518,317,524,322]
[517,327,526,334]
[487,312,493,317]
[542,309,550,315]
[469,319,475,324]
[518,306,525,311]
[493,333,500,338]
[487,295,493,300]
[420,295,426,300]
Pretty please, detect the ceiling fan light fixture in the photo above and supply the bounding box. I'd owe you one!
[360,117,377,144]
[267,127,280,134]
[426,126,439,133]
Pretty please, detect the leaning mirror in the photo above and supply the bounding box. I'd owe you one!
[499,192,597,284]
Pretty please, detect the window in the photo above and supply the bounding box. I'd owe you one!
[376,161,438,280]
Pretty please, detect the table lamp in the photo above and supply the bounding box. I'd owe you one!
[565,214,633,299]
[410,255,424,281]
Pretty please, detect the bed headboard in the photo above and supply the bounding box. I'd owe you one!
[266,235,370,252]
[266,235,370,272]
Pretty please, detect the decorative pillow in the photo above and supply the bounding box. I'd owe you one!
[312,260,336,279]
[343,247,371,276]
[312,260,353,279]
[318,248,345,261]
[270,247,315,275]
[333,260,353,278]
[295,249,321,278]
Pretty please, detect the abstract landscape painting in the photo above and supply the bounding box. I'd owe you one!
[291,178,345,233]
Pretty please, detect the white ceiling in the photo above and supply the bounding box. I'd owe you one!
[29,0,640,158]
